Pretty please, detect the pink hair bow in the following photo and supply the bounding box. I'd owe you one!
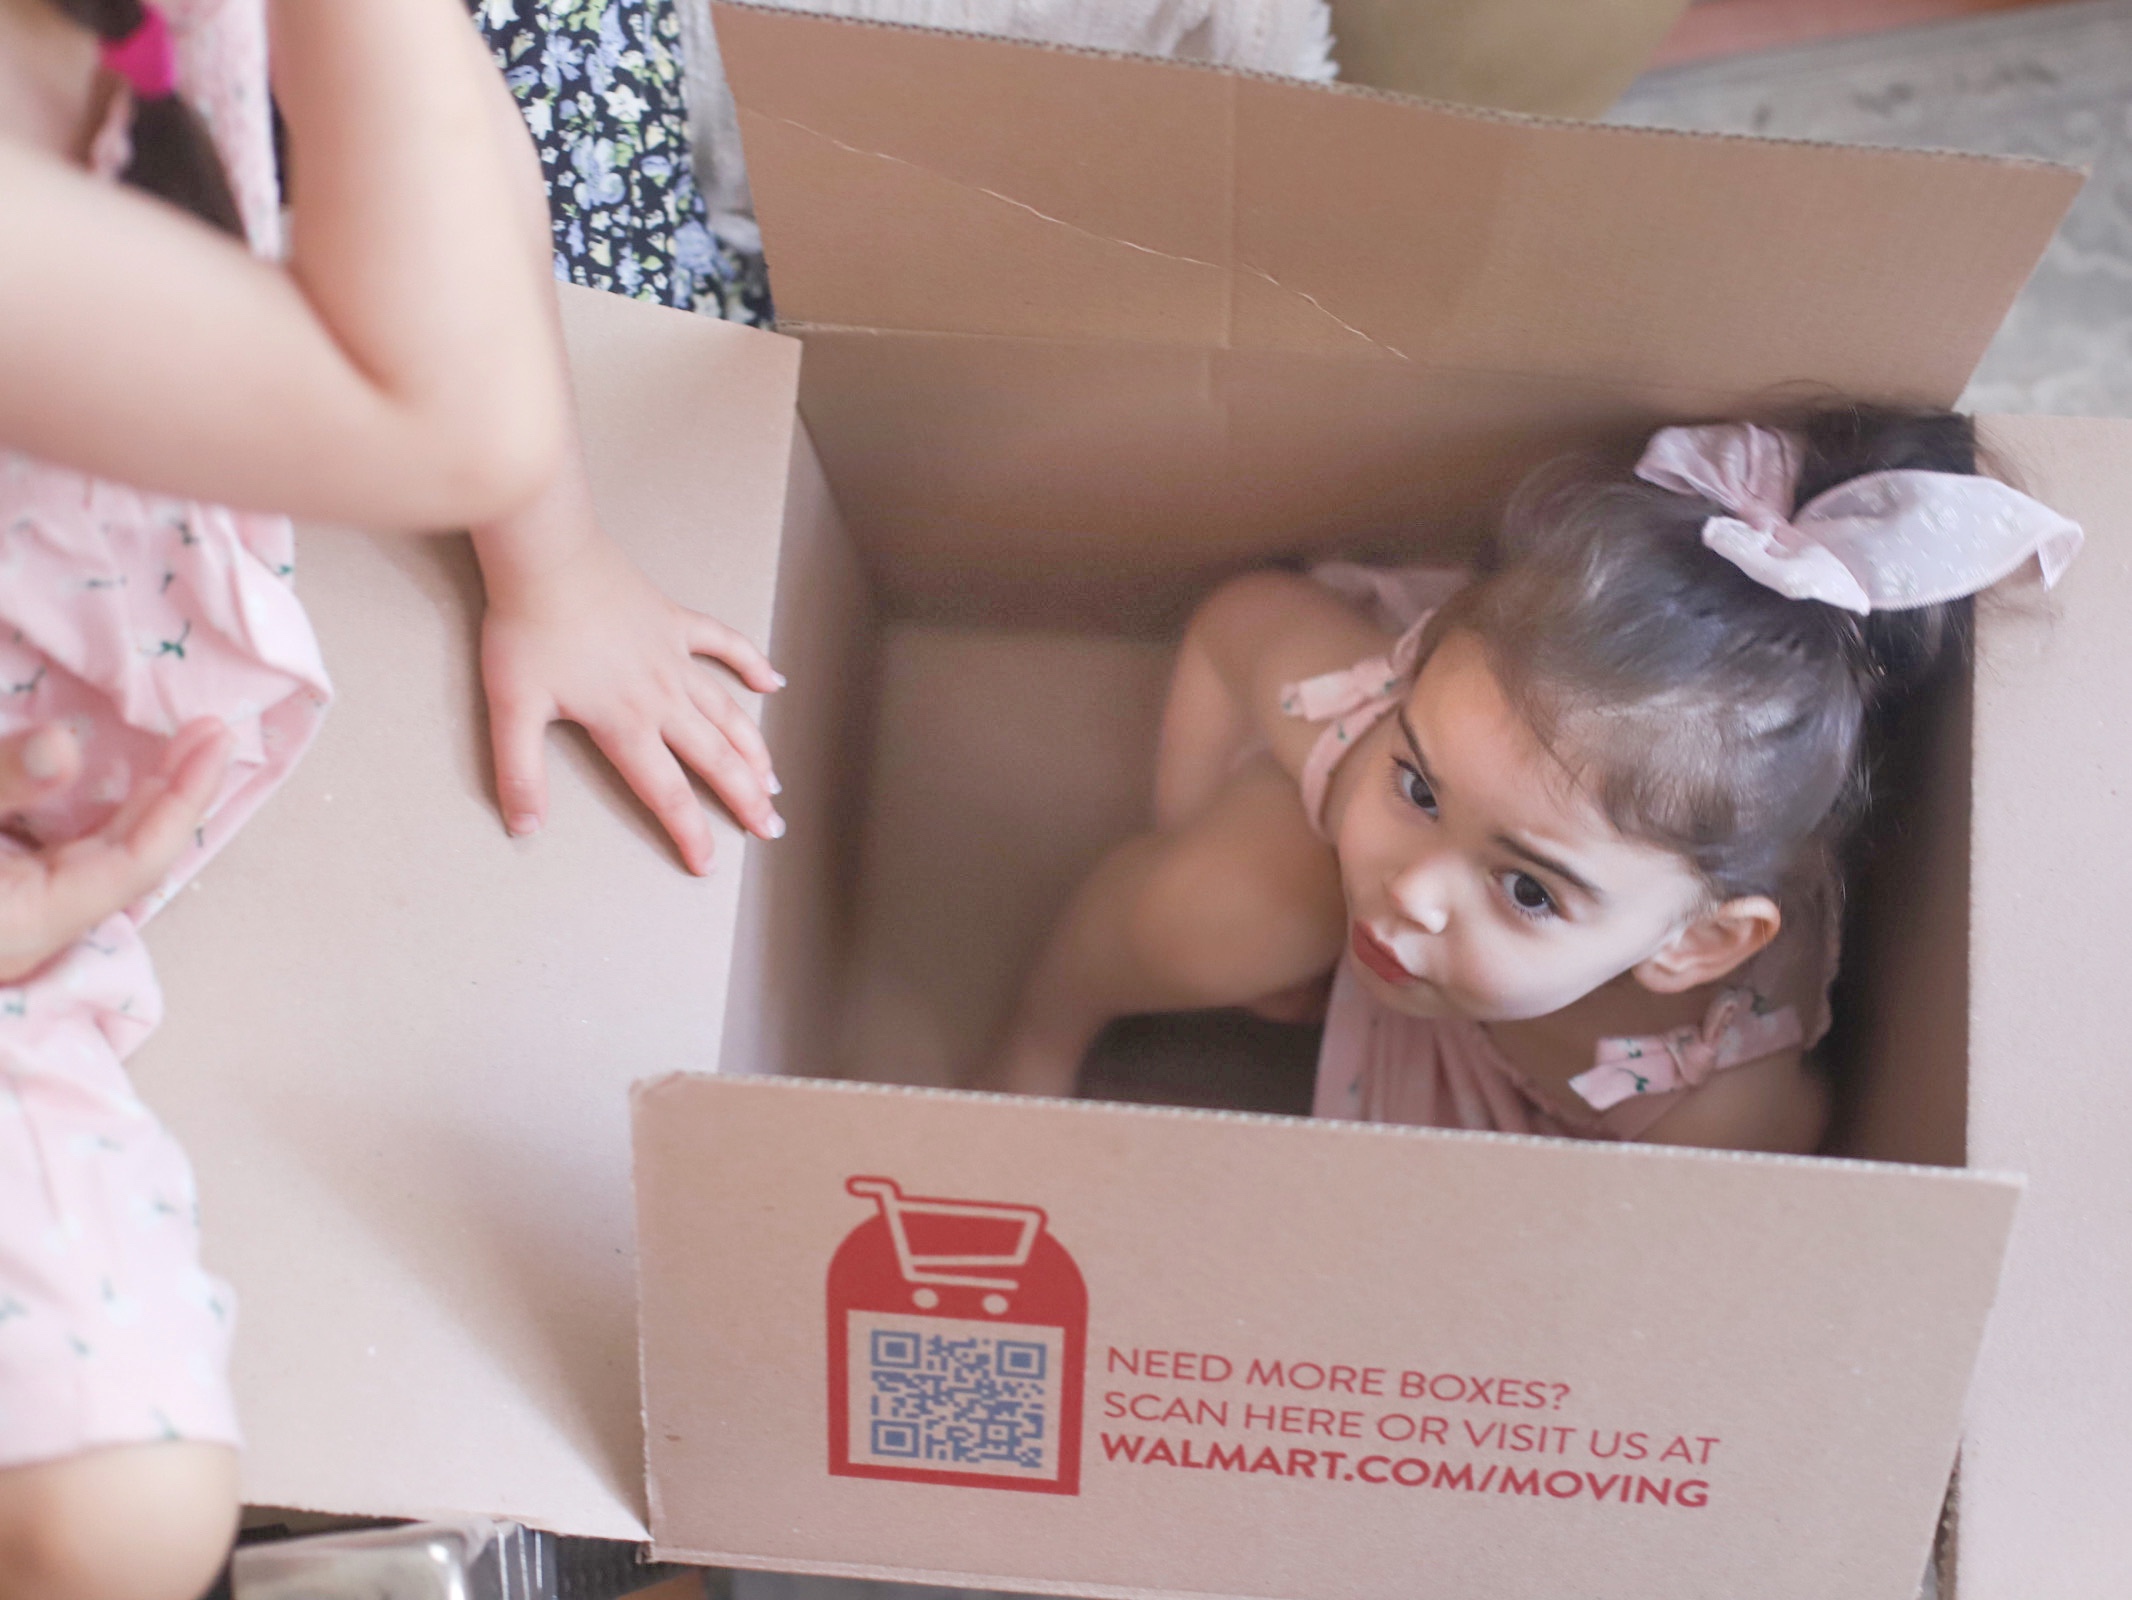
[101,5,178,101]
[1634,422,2083,614]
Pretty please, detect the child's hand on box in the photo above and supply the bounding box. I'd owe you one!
[449,61,784,880]
[472,466,784,876]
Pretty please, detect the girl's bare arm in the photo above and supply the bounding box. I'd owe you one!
[988,758,1345,1096]
[0,0,563,528]
[1153,571,1392,825]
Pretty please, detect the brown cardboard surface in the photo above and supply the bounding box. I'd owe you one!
[788,333,1679,625]
[716,2,2074,377]
[636,1075,2017,1598]
[126,286,800,1537]
[718,428,876,1089]
[1959,415,2132,1598]
[838,627,1173,1086]
[713,2,2079,623]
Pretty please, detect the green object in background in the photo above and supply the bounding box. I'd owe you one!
[1326,0,1694,116]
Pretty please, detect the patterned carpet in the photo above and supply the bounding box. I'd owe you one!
[1611,0,2132,417]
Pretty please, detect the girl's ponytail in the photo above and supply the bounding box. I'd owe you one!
[1791,404,1978,704]
[53,0,245,238]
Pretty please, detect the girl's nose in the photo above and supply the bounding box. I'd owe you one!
[1388,858,1452,935]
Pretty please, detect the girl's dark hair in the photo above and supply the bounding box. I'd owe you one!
[1428,402,1978,901]
[54,0,245,237]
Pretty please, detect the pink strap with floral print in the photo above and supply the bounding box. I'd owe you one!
[1281,613,1434,838]
[1568,990,1805,1112]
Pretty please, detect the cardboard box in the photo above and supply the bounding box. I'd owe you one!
[130,8,2132,1596]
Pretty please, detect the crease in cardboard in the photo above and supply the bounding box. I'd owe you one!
[783,319,1893,407]
[757,110,1415,362]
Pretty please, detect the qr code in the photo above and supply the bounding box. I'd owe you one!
[845,1311,1064,1480]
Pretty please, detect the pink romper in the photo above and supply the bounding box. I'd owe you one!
[1284,566,1830,1142]
[0,0,331,1468]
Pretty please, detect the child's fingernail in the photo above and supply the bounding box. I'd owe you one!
[768,671,788,690]
[766,772,783,796]
[764,814,787,840]
[22,729,68,781]
[507,813,540,838]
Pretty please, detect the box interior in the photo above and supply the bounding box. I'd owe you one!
[731,403,1976,1168]
[705,0,2077,1167]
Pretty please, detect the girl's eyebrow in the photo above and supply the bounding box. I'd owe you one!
[1397,709,1604,903]
[1494,835,1604,903]
[1395,708,1441,792]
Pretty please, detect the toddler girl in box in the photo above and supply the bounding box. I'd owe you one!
[992,405,2080,1153]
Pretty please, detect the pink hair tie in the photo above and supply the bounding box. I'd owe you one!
[100,5,178,101]
[1635,421,2084,614]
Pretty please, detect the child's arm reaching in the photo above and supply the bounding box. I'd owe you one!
[985,572,1381,1096]
[0,0,565,528]
[1153,571,1391,827]
[987,757,1345,1096]
[472,444,784,872]
[1,0,783,867]
[460,48,782,869]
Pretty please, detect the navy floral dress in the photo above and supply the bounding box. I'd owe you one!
[471,0,772,324]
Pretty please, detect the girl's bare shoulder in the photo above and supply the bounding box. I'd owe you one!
[1635,1050,1832,1156]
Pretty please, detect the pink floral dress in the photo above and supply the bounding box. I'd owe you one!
[0,0,331,1467]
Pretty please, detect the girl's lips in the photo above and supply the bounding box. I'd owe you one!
[1351,922,1418,986]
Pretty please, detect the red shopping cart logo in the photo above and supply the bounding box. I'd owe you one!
[827,1176,1086,1494]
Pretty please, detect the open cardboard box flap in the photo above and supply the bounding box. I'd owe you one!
[126,9,2132,1597]
[715,2,2081,626]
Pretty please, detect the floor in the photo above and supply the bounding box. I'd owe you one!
[1650,0,2066,69]
[1612,0,2132,418]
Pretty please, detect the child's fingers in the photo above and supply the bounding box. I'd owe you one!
[93,719,227,846]
[590,722,717,875]
[486,689,552,839]
[0,867,79,984]
[685,615,783,695]
[107,721,235,871]
[685,673,777,792]
[665,715,782,842]
[0,724,81,812]
[0,723,230,983]
[34,839,176,960]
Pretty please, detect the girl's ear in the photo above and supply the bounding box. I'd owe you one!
[1634,897,1782,994]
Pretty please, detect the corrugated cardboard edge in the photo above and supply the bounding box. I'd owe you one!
[713,0,2083,175]
[649,1546,1271,1600]
[629,1070,2027,1187]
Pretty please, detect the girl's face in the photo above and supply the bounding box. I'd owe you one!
[1333,630,1711,1022]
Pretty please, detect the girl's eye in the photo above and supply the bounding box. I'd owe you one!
[1499,871,1558,921]
[1392,759,1438,818]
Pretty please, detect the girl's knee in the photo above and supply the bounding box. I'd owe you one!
[1129,830,1332,1001]
[0,1443,238,1600]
